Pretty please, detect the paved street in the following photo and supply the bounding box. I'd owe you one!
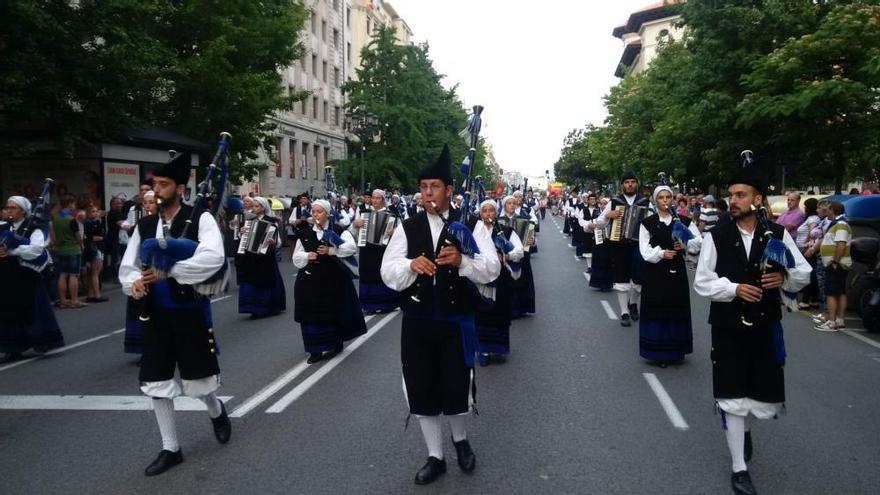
[1,216,879,494]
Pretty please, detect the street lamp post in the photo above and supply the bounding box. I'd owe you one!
[344,108,379,193]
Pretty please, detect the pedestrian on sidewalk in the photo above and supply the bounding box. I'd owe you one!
[796,198,821,310]
[814,201,852,332]
[52,196,86,309]
[694,156,811,495]
[83,205,108,303]
[119,152,231,476]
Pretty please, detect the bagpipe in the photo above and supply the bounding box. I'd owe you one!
[138,133,232,322]
[0,178,53,272]
[408,200,481,303]
[296,217,358,275]
[457,105,484,227]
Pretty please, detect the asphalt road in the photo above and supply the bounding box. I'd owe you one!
[1,215,878,494]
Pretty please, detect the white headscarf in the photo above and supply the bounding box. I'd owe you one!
[8,196,31,217]
[479,199,497,211]
[312,199,332,217]
[652,185,674,203]
[502,195,516,207]
[253,196,274,218]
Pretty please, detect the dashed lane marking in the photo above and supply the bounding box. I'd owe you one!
[643,373,689,431]
[600,300,618,320]
[0,395,233,411]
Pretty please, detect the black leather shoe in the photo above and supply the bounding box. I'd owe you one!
[629,303,640,321]
[731,470,756,495]
[414,456,446,485]
[307,353,325,364]
[744,431,753,462]
[452,438,476,473]
[144,449,183,476]
[620,314,632,327]
[211,401,231,444]
[0,352,22,364]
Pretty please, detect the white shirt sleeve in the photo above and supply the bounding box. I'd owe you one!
[380,224,418,291]
[595,201,613,228]
[167,212,226,285]
[121,208,137,230]
[333,229,358,258]
[119,227,142,297]
[693,232,739,302]
[292,239,309,268]
[639,224,664,264]
[781,229,812,292]
[459,224,502,284]
[507,230,524,263]
[10,229,46,260]
[686,221,702,254]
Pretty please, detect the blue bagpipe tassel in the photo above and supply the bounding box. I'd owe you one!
[0,229,29,250]
[672,221,694,245]
[446,221,480,256]
[321,229,358,268]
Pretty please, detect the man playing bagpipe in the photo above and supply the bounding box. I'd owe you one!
[119,151,231,476]
[381,145,500,485]
[694,153,811,495]
[0,193,64,363]
[595,171,652,327]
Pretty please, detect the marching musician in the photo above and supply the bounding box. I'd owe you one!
[513,190,539,253]
[576,193,601,267]
[390,193,408,219]
[595,171,651,327]
[501,195,536,317]
[123,190,157,358]
[586,197,614,291]
[236,196,286,319]
[121,181,153,233]
[407,192,423,218]
[380,145,500,485]
[638,185,701,368]
[468,199,523,366]
[0,195,64,363]
[352,189,399,314]
[292,199,366,364]
[694,159,810,495]
[119,152,231,476]
[570,192,586,258]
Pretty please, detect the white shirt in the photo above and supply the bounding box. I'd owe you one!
[291,223,357,268]
[380,210,501,291]
[694,222,811,302]
[119,210,226,296]
[9,220,46,260]
[638,213,702,263]
[576,206,600,230]
[595,194,638,228]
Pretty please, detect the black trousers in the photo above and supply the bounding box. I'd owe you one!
[401,317,474,416]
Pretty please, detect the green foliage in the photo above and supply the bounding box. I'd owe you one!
[0,0,310,184]
[563,0,880,193]
[335,26,489,192]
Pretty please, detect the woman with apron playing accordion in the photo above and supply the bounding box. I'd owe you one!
[500,195,536,318]
[293,199,366,364]
[352,189,400,314]
[638,185,701,367]
[469,199,523,366]
[236,196,286,318]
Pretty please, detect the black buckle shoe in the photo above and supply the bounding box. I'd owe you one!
[414,456,446,485]
[731,470,756,495]
[744,431,753,462]
[452,437,476,473]
[144,449,183,476]
[620,314,632,327]
[307,353,325,364]
[211,401,231,444]
[629,303,640,321]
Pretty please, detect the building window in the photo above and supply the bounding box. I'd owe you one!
[274,138,282,178]
[323,61,328,82]
[289,140,296,178]
[334,106,340,126]
[367,18,372,34]
[288,85,296,111]
[333,28,339,48]
[311,15,317,35]
[312,96,318,119]
[346,7,351,27]
[347,42,351,63]
[323,101,328,123]
[322,20,327,42]
[301,97,307,115]
[334,67,339,87]
[301,142,309,179]
[314,146,320,180]
[312,54,317,75]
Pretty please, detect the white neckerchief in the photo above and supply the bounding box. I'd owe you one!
[623,194,637,205]
[425,209,450,249]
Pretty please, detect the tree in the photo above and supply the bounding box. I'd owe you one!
[336,26,488,192]
[553,125,608,189]
[1,0,310,183]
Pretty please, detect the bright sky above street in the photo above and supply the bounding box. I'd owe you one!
[390,0,655,179]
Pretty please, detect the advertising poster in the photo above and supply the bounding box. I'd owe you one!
[103,162,141,210]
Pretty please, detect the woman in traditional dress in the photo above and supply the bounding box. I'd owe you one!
[0,196,64,363]
[638,186,701,367]
[500,196,536,318]
[236,196,286,318]
[587,197,613,291]
[469,199,523,366]
[292,200,366,363]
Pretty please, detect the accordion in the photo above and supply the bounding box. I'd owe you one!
[499,217,535,246]
[237,218,276,255]
[359,210,398,247]
[609,205,648,242]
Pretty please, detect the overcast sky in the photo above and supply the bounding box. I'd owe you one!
[389,0,654,179]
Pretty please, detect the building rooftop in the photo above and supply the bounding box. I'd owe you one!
[612,0,683,39]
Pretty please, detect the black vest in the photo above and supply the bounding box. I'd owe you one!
[707,217,785,329]
[400,210,476,316]
[137,205,204,304]
[641,215,691,320]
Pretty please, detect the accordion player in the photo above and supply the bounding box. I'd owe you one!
[237,218,278,255]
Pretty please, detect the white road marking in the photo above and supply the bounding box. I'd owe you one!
[0,294,233,373]
[642,373,689,430]
[230,314,377,418]
[266,311,399,413]
[0,395,232,411]
[583,272,591,282]
[839,328,880,350]
[600,300,618,320]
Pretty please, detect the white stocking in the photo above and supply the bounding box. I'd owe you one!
[448,414,468,443]
[418,415,444,460]
[724,413,747,473]
[152,398,180,452]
